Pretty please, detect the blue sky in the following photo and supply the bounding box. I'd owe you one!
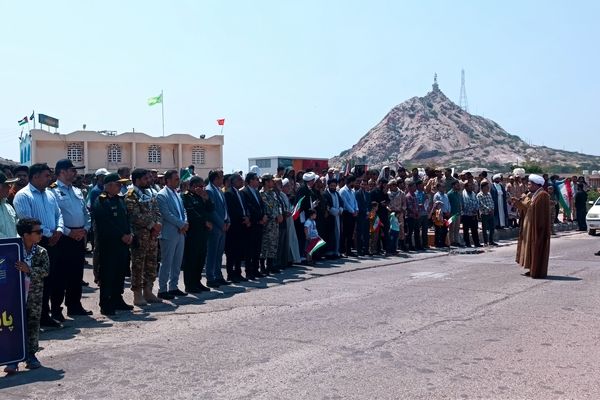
[1,0,598,171]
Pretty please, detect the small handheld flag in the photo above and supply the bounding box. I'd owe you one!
[292,196,305,220]
[445,214,459,227]
[307,237,326,256]
[18,116,28,126]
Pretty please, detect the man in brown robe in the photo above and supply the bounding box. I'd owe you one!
[512,174,551,278]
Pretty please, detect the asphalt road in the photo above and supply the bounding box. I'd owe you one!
[1,231,599,399]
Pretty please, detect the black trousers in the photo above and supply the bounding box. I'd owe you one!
[47,235,86,314]
[355,214,369,255]
[294,219,306,258]
[341,211,356,255]
[98,245,128,309]
[183,231,208,289]
[246,224,263,275]
[406,217,418,250]
[416,215,429,249]
[462,215,480,246]
[225,224,245,278]
[434,225,448,247]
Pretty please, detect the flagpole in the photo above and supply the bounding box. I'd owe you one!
[220,125,224,135]
[161,90,165,137]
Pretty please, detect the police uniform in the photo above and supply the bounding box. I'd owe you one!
[48,170,91,316]
[94,184,132,314]
[125,185,162,302]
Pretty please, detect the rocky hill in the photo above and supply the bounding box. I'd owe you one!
[331,80,600,172]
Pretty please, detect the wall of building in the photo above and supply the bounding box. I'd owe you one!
[25,129,224,174]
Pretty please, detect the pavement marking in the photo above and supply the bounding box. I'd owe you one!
[410,271,449,279]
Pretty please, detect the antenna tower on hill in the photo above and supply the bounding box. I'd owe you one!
[459,69,469,112]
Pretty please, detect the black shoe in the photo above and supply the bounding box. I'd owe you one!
[206,280,221,288]
[81,280,89,287]
[67,308,93,316]
[218,278,232,286]
[227,276,241,283]
[198,283,211,291]
[268,267,281,274]
[157,291,175,300]
[186,287,203,294]
[168,289,188,297]
[100,308,115,316]
[490,242,498,246]
[254,272,266,278]
[238,275,249,282]
[51,311,66,322]
[113,299,134,311]
[40,315,63,328]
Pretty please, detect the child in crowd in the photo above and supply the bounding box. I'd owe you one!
[4,218,49,375]
[389,211,400,254]
[368,201,380,256]
[430,201,448,248]
[304,210,319,265]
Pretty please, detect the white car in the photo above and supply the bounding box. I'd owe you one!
[586,198,600,235]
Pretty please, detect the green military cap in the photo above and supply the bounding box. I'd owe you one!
[104,173,130,185]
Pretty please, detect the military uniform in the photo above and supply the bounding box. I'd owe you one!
[94,192,131,313]
[24,245,50,356]
[260,189,281,261]
[125,186,162,302]
[181,190,214,291]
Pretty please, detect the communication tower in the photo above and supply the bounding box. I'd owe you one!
[459,69,469,112]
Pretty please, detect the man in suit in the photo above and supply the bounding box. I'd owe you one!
[370,178,391,254]
[205,170,230,287]
[240,172,266,280]
[156,170,188,299]
[224,173,250,282]
[355,178,371,256]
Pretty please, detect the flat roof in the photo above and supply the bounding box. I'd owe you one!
[248,156,329,161]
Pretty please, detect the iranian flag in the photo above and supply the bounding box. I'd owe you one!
[555,179,573,217]
[307,237,326,255]
[372,215,383,231]
[445,214,459,227]
[292,195,305,220]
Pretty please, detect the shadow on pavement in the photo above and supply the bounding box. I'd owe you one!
[544,275,582,281]
[0,367,65,389]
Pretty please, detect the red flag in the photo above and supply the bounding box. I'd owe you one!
[217,119,225,126]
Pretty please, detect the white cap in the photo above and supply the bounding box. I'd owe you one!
[282,178,290,186]
[528,174,545,185]
[95,168,109,176]
[303,172,317,182]
[493,173,502,180]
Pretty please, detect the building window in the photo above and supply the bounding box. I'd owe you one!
[107,144,122,163]
[192,146,206,165]
[255,159,271,168]
[147,145,161,164]
[67,142,83,162]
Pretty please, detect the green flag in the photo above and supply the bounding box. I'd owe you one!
[180,168,192,182]
[147,93,162,106]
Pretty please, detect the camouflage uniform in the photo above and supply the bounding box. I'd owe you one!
[125,186,161,291]
[260,189,281,259]
[25,245,50,356]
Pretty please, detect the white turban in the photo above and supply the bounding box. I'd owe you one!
[282,178,290,186]
[493,173,502,180]
[249,165,262,176]
[528,174,545,185]
[303,172,317,182]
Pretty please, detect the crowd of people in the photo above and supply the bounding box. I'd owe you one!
[1,160,589,374]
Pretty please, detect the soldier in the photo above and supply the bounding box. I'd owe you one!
[259,174,282,274]
[182,176,214,292]
[125,168,163,306]
[94,173,134,315]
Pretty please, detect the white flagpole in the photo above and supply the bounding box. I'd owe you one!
[161,90,165,137]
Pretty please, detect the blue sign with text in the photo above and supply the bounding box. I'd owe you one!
[0,238,25,366]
